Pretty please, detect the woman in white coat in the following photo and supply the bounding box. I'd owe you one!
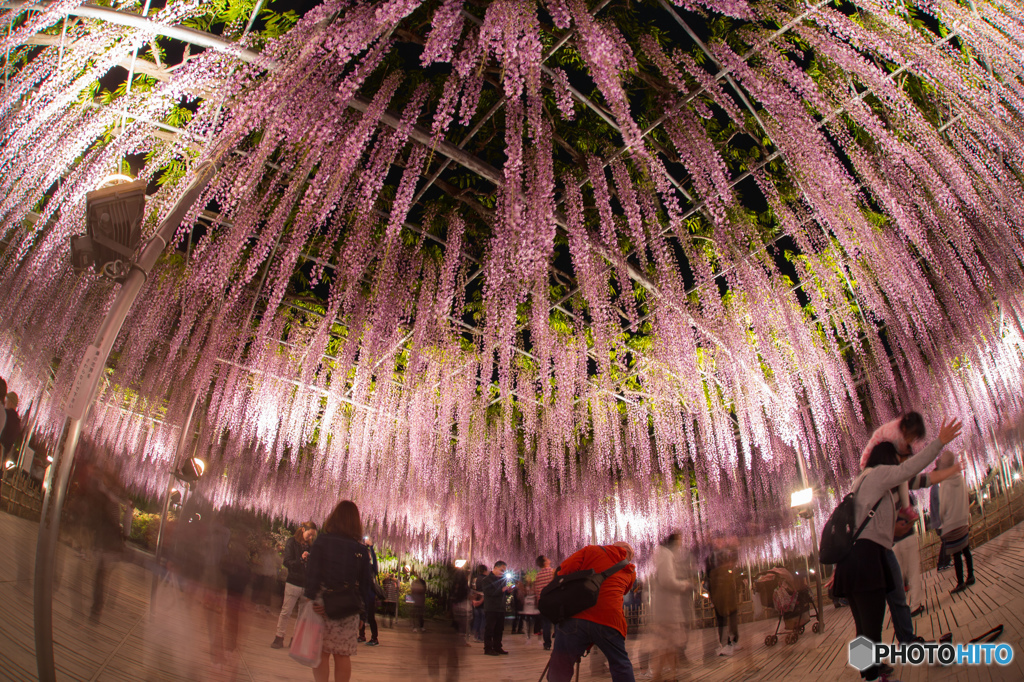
[648,533,693,680]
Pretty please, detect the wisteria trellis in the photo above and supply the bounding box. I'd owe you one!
[2,0,1024,564]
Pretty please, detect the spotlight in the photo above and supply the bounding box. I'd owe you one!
[1015,473,1021,481]
[3,460,14,469]
[791,488,813,508]
[70,179,147,281]
[809,568,816,574]
[46,455,52,463]
[177,456,206,483]
[454,559,467,568]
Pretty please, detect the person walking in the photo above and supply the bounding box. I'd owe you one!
[706,535,739,656]
[471,564,488,642]
[937,451,975,593]
[833,418,962,682]
[272,522,317,648]
[382,573,400,627]
[520,577,540,641]
[411,574,427,632]
[649,533,692,679]
[534,555,555,650]
[546,542,637,682]
[304,500,373,682]
[358,536,381,645]
[481,561,514,655]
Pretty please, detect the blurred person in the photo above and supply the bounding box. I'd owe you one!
[937,451,975,593]
[411,574,427,632]
[520,577,540,641]
[253,535,281,615]
[511,577,527,634]
[272,521,317,648]
[534,555,555,650]
[471,564,488,641]
[648,533,692,679]
[121,499,134,541]
[546,541,637,682]
[706,535,739,656]
[305,500,373,682]
[481,560,515,655]
[0,378,9,437]
[423,565,470,680]
[358,535,381,645]
[80,465,125,622]
[219,521,253,654]
[383,573,400,627]
[833,418,962,682]
[1,390,20,456]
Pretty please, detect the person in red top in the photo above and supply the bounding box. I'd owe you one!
[547,542,637,682]
[534,555,556,649]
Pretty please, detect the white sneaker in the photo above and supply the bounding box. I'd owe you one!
[717,644,734,657]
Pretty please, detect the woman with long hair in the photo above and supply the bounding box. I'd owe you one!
[835,418,962,682]
[305,500,372,682]
[272,521,318,648]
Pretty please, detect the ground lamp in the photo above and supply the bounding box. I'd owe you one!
[791,487,825,631]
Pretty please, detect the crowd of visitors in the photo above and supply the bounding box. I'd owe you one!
[21,395,991,682]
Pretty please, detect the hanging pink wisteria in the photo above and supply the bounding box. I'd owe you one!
[1,0,1024,563]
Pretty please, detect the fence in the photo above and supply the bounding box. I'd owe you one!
[0,467,43,521]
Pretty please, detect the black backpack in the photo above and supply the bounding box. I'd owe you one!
[819,490,885,564]
[538,551,629,624]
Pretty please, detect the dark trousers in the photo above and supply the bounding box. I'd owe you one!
[715,609,738,646]
[539,615,552,647]
[484,611,505,653]
[548,618,634,682]
[848,588,887,680]
[953,545,974,584]
[360,605,379,640]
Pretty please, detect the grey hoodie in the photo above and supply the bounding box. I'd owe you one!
[938,473,970,534]
[851,438,945,549]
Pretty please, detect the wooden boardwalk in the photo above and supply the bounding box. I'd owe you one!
[1,511,1022,681]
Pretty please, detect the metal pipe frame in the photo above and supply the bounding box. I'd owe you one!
[32,160,218,682]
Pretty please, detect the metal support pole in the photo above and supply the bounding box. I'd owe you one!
[33,161,217,682]
[808,512,824,631]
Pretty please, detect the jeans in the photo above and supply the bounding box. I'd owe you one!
[548,618,635,682]
[472,606,486,639]
[359,600,379,640]
[884,549,915,643]
[953,546,974,584]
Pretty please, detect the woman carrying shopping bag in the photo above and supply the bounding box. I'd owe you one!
[304,500,373,682]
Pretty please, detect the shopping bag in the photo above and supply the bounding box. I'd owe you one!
[289,601,325,667]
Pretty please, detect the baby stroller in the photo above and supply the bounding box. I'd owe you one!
[755,567,821,646]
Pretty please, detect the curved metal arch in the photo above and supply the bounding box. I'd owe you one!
[0,0,261,63]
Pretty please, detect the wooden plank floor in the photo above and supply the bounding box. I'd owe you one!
[1,511,1022,681]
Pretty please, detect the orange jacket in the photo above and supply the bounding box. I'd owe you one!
[556,545,636,637]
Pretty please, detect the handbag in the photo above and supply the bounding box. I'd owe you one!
[289,601,325,667]
[322,583,365,619]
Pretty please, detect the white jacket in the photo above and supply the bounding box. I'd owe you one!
[651,544,692,625]
[939,473,970,534]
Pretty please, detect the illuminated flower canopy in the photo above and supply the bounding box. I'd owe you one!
[2,0,1024,562]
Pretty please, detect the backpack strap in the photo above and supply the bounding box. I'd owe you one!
[851,495,886,543]
[597,546,630,579]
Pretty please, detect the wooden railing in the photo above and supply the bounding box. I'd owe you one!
[0,467,43,521]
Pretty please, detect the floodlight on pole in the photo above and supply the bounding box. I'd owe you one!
[791,487,813,508]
